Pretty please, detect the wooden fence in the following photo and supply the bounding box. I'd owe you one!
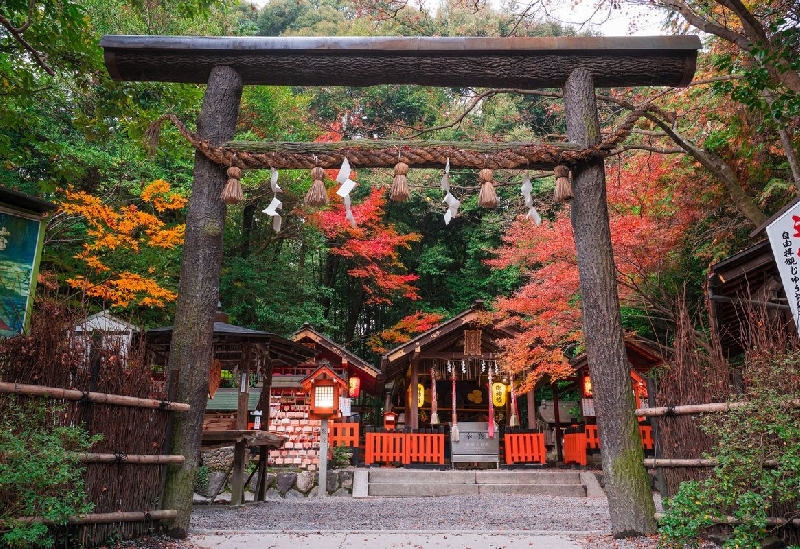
[0,381,187,544]
[364,431,445,465]
[563,424,653,466]
[503,432,547,465]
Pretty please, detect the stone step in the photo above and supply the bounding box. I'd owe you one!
[368,482,586,497]
[366,469,588,498]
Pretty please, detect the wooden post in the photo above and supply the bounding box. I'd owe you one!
[257,352,273,501]
[553,384,563,463]
[409,354,419,430]
[231,348,251,506]
[527,389,536,429]
[564,67,656,536]
[318,418,329,498]
[161,65,243,538]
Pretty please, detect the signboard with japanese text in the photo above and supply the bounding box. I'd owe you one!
[766,203,800,336]
[450,422,499,464]
[0,208,45,337]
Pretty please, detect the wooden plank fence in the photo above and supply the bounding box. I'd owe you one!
[364,431,444,465]
[504,432,546,465]
[564,425,654,466]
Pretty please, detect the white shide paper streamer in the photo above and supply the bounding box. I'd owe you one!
[520,174,541,226]
[335,157,357,227]
[262,168,283,232]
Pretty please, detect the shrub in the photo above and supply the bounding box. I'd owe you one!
[0,397,100,548]
[659,350,800,549]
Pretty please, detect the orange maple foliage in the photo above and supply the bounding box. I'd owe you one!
[366,310,446,353]
[490,154,701,392]
[312,185,422,305]
[61,180,187,308]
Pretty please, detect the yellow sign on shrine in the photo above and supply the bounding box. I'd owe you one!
[491,381,507,407]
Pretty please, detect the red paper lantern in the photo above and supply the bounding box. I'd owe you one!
[348,376,361,398]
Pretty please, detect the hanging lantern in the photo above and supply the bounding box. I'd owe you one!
[406,382,426,407]
[348,376,361,399]
[478,168,498,208]
[390,162,410,202]
[553,165,574,203]
[305,166,328,207]
[491,381,507,407]
[221,166,243,204]
[583,375,593,397]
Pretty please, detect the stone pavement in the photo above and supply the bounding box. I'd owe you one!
[188,530,585,549]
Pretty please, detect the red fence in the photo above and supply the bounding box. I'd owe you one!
[329,422,360,457]
[504,432,546,465]
[564,424,654,465]
[364,431,445,465]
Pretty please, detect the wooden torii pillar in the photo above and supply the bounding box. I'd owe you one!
[101,34,699,538]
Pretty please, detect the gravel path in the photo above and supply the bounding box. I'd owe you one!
[116,493,721,549]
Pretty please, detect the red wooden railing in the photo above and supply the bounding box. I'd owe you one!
[406,433,446,465]
[329,422,360,458]
[585,424,600,450]
[576,424,654,462]
[563,432,587,466]
[364,431,445,465]
[504,432,546,465]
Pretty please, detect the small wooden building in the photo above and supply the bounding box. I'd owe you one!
[381,301,517,431]
[261,324,378,469]
[708,239,790,358]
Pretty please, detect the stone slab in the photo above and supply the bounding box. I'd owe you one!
[352,469,369,498]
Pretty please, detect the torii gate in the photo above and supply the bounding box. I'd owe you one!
[101,34,699,538]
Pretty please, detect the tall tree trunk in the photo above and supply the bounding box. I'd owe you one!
[564,68,656,537]
[161,65,243,538]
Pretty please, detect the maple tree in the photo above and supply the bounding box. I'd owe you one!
[59,179,186,309]
[490,153,703,392]
[366,310,445,353]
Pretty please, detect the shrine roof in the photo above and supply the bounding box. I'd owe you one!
[292,324,379,379]
[381,301,516,382]
[101,35,700,88]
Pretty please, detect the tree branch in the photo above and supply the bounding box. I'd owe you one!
[0,0,56,76]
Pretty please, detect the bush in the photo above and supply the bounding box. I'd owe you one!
[659,350,800,549]
[0,397,100,548]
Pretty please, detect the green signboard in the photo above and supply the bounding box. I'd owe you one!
[0,207,46,336]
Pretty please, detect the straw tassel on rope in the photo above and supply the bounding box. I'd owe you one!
[478,168,498,208]
[553,165,573,203]
[221,166,243,204]
[305,166,328,207]
[390,161,410,202]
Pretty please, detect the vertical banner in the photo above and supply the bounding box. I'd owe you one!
[0,210,43,337]
[765,203,800,336]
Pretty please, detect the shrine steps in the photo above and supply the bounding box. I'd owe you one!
[365,469,588,497]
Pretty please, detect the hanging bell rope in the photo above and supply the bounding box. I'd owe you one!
[304,166,328,207]
[478,168,498,208]
[221,166,243,204]
[553,165,573,203]
[390,161,410,202]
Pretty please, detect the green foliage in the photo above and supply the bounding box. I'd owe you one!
[194,465,210,495]
[0,398,100,548]
[659,351,800,548]
[331,445,353,469]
